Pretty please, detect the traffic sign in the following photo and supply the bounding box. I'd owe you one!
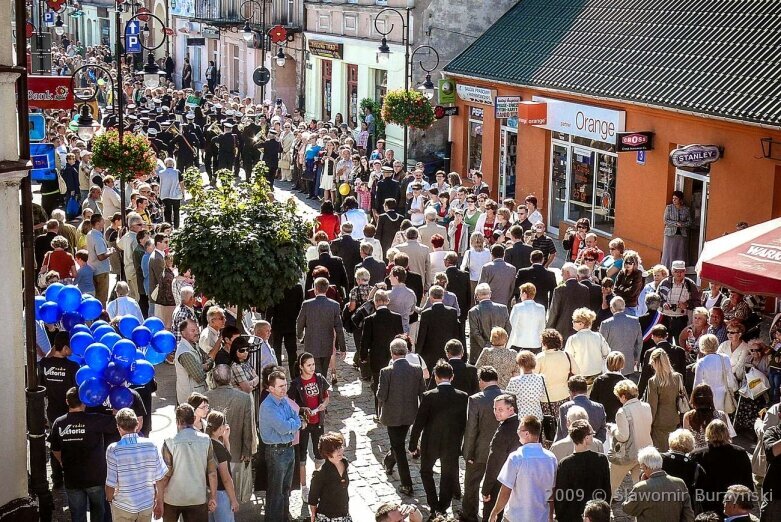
[125,20,141,54]
[26,21,34,39]
[164,27,174,36]
[29,114,46,141]
[44,11,55,27]
[252,67,270,86]
[137,7,150,22]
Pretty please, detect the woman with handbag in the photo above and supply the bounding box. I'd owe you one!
[607,379,653,496]
[536,329,581,424]
[693,334,738,413]
[646,349,685,451]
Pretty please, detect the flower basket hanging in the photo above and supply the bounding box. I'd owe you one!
[90,130,157,182]
[380,89,435,130]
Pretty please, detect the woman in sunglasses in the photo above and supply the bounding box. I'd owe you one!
[563,217,591,262]
[614,251,644,316]
[229,336,260,394]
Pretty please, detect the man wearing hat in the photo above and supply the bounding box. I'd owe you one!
[259,130,282,188]
[203,118,222,184]
[374,164,401,216]
[147,128,166,155]
[173,113,204,171]
[658,260,701,339]
[240,116,262,181]
[231,121,245,178]
[212,122,238,172]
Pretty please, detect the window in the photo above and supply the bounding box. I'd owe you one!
[346,64,359,128]
[322,59,332,122]
[373,68,387,104]
[232,44,240,93]
[286,0,295,25]
[467,107,484,173]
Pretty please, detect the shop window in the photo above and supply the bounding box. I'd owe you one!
[468,107,484,173]
[550,143,568,228]
[373,68,387,105]
[569,148,595,222]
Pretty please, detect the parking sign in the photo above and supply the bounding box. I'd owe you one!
[125,20,141,54]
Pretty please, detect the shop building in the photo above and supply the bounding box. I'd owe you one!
[443,0,781,267]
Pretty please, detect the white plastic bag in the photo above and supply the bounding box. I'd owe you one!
[739,367,770,399]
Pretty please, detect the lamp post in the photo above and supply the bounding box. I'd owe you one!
[240,0,278,102]
[411,45,440,101]
[374,7,411,166]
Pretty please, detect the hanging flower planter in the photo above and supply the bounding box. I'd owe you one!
[380,89,435,130]
[90,130,157,182]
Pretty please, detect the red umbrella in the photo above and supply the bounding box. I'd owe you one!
[696,217,781,296]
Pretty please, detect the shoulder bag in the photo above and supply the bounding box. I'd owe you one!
[564,351,574,378]
[608,405,635,465]
[539,375,558,442]
[720,355,738,414]
[676,373,692,414]
[37,251,52,288]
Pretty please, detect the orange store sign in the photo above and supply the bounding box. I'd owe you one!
[518,101,547,125]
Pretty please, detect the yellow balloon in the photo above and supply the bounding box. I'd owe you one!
[339,183,351,196]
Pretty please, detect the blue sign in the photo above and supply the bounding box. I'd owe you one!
[30,143,57,181]
[125,20,141,54]
[44,11,55,27]
[29,114,46,142]
[636,150,646,165]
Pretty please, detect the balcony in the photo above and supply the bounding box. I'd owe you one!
[193,0,302,34]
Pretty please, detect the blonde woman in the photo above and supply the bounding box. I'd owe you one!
[536,329,581,421]
[564,307,610,384]
[608,379,653,495]
[679,306,710,356]
[475,327,518,388]
[636,264,668,316]
[646,349,683,451]
[206,410,240,520]
[694,334,738,412]
[505,350,546,420]
[461,231,491,300]
[717,320,750,382]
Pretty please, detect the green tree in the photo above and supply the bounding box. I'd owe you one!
[170,164,311,318]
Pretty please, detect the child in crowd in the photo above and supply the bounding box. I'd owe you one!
[355,179,372,213]
[74,249,95,296]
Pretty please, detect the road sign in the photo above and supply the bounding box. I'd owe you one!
[26,21,34,38]
[252,67,270,86]
[30,143,57,181]
[137,7,150,22]
[29,114,46,141]
[164,27,174,36]
[44,11,55,27]
[125,20,141,54]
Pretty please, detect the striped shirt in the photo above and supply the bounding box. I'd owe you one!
[105,433,168,513]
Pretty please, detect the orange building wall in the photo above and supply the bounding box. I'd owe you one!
[447,77,781,265]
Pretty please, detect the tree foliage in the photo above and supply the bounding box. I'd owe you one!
[170,163,311,311]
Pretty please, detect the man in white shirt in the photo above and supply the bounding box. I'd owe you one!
[101,176,122,218]
[106,281,144,322]
[199,306,227,360]
[507,283,546,354]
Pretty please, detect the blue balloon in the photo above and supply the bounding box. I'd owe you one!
[71,324,92,336]
[129,360,155,385]
[109,386,134,409]
[67,354,84,366]
[135,349,147,361]
[39,301,62,324]
[112,339,137,368]
[78,377,110,407]
[57,285,83,313]
[69,332,95,356]
[92,324,116,341]
[34,296,46,320]
[101,332,122,350]
[75,366,99,386]
[131,326,153,347]
[144,347,167,365]
[104,362,128,386]
[118,316,142,338]
[61,311,85,332]
[143,317,166,334]
[84,342,111,372]
[151,330,177,354]
[89,320,108,333]
[79,298,103,321]
[44,283,65,303]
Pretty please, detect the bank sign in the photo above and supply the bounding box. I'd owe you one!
[532,96,625,144]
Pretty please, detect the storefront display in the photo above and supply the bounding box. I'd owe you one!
[468,107,484,173]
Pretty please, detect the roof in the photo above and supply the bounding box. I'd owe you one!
[444,0,781,128]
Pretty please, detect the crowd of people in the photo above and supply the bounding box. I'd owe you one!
[30,44,781,522]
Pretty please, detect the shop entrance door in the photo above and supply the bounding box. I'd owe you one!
[499,124,518,200]
[675,170,710,270]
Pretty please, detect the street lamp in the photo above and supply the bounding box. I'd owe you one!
[275,47,285,67]
[242,20,254,42]
[419,74,435,99]
[75,104,99,141]
[54,15,65,36]
[142,22,150,41]
[140,53,164,88]
[411,45,440,101]
[377,37,391,64]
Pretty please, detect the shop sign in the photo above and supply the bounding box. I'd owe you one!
[187,37,205,46]
[669,144,722,168]
[28,76,74,110]
[308,40,343,60]
[456,84,495,106]
[636,150,646,165]
[30,143,57,181]
[434,105,458,119]
[518,101,547,125]
[203,27,220,39]
[532,96,625,144]
[495,96,521,119]
[616,131,654,152]
[470,107,484,121]
[438,79,456,104]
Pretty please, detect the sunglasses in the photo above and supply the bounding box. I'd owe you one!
[577,225,588,230]
[625,261,635,265]
[584,258,596,262]
[237,348,249,353]
[727,331,741,335]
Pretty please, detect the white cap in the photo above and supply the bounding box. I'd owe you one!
[148,128,159,136]
[671,260,686,271]
[186,112,195,120]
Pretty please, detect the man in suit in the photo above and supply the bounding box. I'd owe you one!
[206,365,256,474]
[637,324,687,397]
[555,375,607,442]
[514,249,557,309]
[443,340,479,395]
[599,296,643,375]
[468,284,512,364]
[478,244,517,308]
[355,241,386,286]
[377,338,427,496]
[482,395,521,522]
[445,252,471,344]
[373,165,401,217]
[409,361,469,518]
[417,285,460,371]
[296,277,346,374]
[547,263,590,341]
[396,227,431,289]
[577,264,603,315]
[721,485,757,522]
[460,367,503,522]
[418,209,448,250]
[361,290,404,415]
[305,241,349,298]
[330,222,361,289]
[147,233,166,315]
[387,266,417,333]
[503,225,533,272]
[266,282,304,376]
[375,198,404,260]
[622,447,695,522]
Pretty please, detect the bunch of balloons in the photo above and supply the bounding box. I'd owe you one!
[35,284,177,408]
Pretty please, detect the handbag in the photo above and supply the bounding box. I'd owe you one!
[720,356,738,414]
[65,195,80,219]
[37,251,51,288]
[539,375,558,442]
[608,406,635,465]
[150,285,160,302]
[676,373,692,414]
[565,352,574,378]
[740,366,770,400]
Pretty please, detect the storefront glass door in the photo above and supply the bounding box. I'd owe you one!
[550,140,569,228]
[675,170,710,269]
[499,124,517,200]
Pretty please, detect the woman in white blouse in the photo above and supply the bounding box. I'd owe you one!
[694,333,738,412]
[608,379,653,495]
[535,329,581,420]
[507,283,546,353]
[505,350,547,421]
[564,307,610,383]
[716,320,750,382]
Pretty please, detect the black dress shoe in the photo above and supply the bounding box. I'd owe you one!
[399,484,413,496]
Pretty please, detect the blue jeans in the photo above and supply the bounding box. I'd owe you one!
[208,490,235,522]
[265,445,294,521]
[770,369,781,404]
[66,485,105,522]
